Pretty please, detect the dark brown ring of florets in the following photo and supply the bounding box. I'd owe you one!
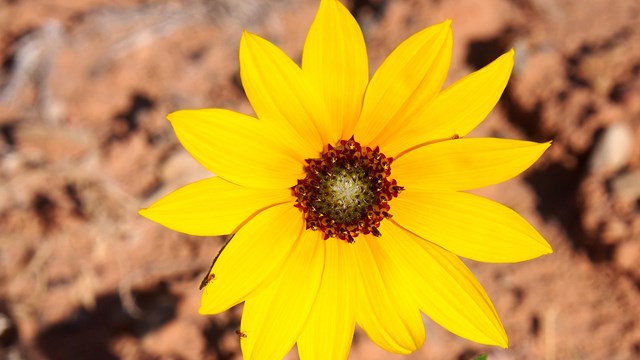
[292,136,404,243]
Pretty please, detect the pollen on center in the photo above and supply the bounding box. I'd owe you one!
[292,137,404,243]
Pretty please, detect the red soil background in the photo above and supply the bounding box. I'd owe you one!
[1,0,639,359]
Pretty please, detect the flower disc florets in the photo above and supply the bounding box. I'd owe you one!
[293,137,403,243]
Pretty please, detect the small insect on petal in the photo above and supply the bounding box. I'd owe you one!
[235,330,248,338]
[199,273,216,290]
[199,234,235,290]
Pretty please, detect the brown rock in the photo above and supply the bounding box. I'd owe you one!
[614,240,640,278]
[601,218,630,245]
[610,169,640,203]
[588,122,634,175]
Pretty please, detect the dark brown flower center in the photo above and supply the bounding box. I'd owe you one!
[292,137,403,243]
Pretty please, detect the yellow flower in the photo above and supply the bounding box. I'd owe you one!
[139,0,552,358]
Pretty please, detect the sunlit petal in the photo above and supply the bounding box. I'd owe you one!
[352,237,425,353]
[297,239,356,360]
[393,189,552,262]
[383,50,514,157]
[198,204,303,314]
[355,20,452,146]
[303,0,368,140]
[139,177,292,236]
[394,138,551,191]
[168,109,304,189]
[240,229,325,360]
[240,31,330,150]
[379,222,508,347]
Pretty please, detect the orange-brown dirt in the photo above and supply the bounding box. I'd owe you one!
[1,0,640,359]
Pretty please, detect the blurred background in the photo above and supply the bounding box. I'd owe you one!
[1,0,639,359]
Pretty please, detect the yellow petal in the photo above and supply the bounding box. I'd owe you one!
[240,229,325,360]
[393,138,551,191]
[378,221,508,347]
[297,239,356,360]
[139,177,292,236]
[392,190,552,262]
[199,204,303,314]
[168,109,305,189]
[302,0,368,140]
[240,31,330,150]
[382,50,514,157]
[354,20,452,146]
[352,237,425,354]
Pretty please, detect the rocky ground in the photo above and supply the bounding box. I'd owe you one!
[1,0,639,359]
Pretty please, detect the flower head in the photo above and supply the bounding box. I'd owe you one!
[139,0,552,358]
